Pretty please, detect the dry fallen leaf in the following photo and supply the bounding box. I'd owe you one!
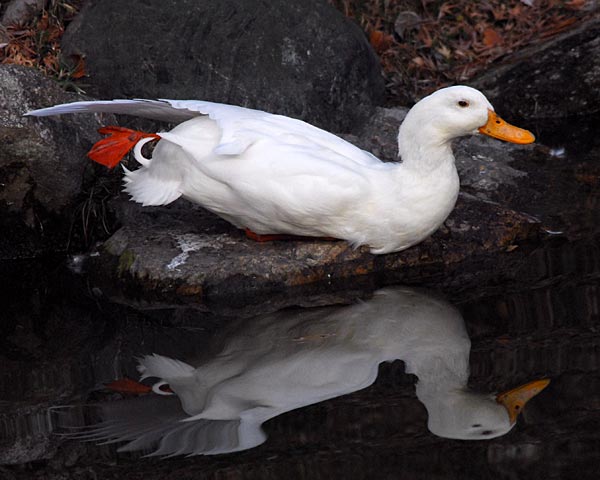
[436,43,452,59]
[412,56,425,67]
[565,0,587,8]
[574,173,600,186]
[69,54,86,79]
[483,27,503,47]
[369,29,394,54]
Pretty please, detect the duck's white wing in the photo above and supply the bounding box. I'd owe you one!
[26,99,381,166]
[25,99,201,124]
[166,100,381,167]
[57,396,266,457]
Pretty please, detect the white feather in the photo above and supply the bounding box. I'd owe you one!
[26,99,200,123]
[138,354,195,381]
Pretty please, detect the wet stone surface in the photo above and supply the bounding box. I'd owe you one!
[87,193,540,315]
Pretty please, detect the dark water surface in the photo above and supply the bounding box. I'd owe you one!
[1,116,600,479]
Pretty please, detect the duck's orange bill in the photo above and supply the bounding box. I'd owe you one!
[478,110,535,144]
[105,377,173,395]
[496,378,550,424]
[105,377,153,395]
[88,126,160,168]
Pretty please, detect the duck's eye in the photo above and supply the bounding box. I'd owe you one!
[471,424,482,428]
[458,100,469,108]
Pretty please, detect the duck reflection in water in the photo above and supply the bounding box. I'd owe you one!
[59,287,549,456]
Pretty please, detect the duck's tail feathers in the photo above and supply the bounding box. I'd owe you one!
[121,136,184,206]
[121,165,182,206]
[137,354,196,382]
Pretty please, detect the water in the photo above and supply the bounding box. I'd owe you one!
[1,116,600,479]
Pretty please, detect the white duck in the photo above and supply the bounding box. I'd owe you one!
[59,288,548,456]
[26,86,534,254]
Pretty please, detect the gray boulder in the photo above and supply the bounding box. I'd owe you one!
[88,194,538,316]
[1,0,45,26]
[61,0,385,132]
[0,64,114,259]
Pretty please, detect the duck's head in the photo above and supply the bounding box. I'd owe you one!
[425,379,550,440]
[398,86,535,153]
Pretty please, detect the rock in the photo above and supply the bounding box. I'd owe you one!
[0,64,115,260]
[87,193,539,316]
[0,25,9,48]
[471,19,600,119]
[394,11,421,39]
[1,0,44,27]
[344,106,408,161]
[454,135,532,196]
[61,0,385,132]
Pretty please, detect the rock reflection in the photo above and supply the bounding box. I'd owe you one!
[55,287,548,456]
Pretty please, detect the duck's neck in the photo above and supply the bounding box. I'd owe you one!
[407,350,470,397]
[397,116,455,175]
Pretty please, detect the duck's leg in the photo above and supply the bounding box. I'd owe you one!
[244,228,337,242]
[88,126,160,168]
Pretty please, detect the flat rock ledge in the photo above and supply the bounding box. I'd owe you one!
[89,194,540,315]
